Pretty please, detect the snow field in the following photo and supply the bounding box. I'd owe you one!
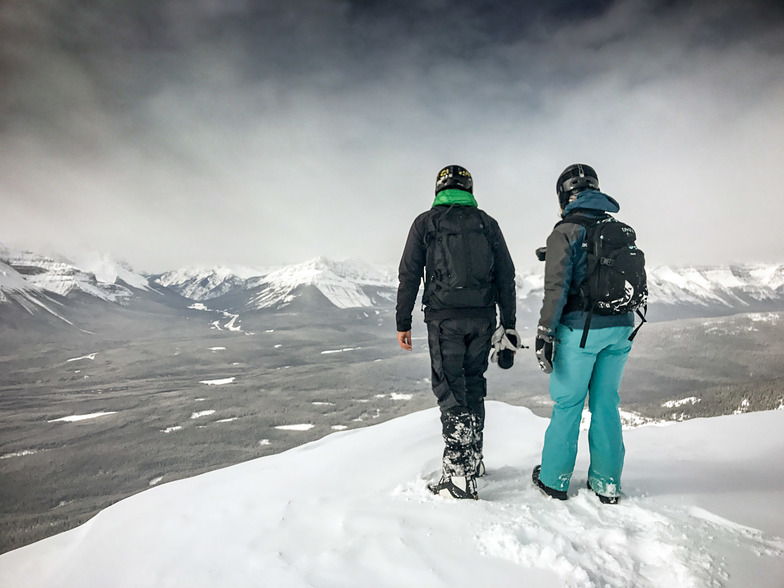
[47,412,116,423]
[472,482,781,587]
[274,424,315,431]
[198,377,235,385]
[2,402,782,588]
[321,347,362,355]
[1,449,40,460]
[66,353,97,362]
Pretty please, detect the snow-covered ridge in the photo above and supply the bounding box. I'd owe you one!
[647,264,784,307]
[4,240,784,313]
[0,261,38,299]
[0,245,149,304]
[155,258,397,308]
[155,266,268,301]
[0,259,77,324]
[70,252,150,292]
[247,257,396,310]
[517,263,784,308]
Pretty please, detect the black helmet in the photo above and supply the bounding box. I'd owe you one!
[435,165,473,194]
[556,163,599,209]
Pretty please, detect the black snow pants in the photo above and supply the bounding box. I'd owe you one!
[426,316,495,477]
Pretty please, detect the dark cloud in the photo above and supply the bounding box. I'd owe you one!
[1,0,783,271]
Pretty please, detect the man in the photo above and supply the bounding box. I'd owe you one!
[533,163,640,504]
[396,164,517,500]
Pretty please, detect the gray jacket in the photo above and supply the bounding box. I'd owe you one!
[538,189,634,338]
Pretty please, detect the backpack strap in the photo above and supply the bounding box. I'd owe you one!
[579,308,593,348]
[628,306,647,342]
[423,206,454,281]
[556,212,606,348]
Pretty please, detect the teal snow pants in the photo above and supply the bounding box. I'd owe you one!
[539,324,634,496]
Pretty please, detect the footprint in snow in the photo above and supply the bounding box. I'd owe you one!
[473,472,784,588]
[394,467,784,588]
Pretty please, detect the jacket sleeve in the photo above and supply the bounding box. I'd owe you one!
[489,218,516,329]
[538,223,579,337]
[396,214,427,332]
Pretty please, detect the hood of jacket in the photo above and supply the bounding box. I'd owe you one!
[433,188,478,208]
[561,189,619,218]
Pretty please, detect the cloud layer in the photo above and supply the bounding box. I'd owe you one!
[1,0,783,271]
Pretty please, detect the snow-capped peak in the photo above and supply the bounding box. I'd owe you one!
[263,257,394,288]
[646,263,784,307]
[155,265,269,301]
[69,252,150,291]
[0,245,143,304]
[249,257,396,310]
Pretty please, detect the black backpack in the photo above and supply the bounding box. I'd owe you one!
[560,212,648,347]
[422,206,495,310]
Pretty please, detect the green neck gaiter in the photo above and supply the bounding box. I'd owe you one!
[433,188,478,207]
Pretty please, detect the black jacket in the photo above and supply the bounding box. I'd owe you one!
[396,204,516,331]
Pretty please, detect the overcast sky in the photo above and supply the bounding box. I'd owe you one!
[2,0,783,273]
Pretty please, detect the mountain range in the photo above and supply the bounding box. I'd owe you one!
[3,244,784,329]
[3,243,784,559]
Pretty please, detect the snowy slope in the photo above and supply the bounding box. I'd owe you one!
[69,252,151,292]
[0,260,37,300]
[520,263,784,307]
[246,257,396,310]
[648,264,784,307]
[516,263,784,321]
[229,261,784,315]
[4,239,784,316]
[0,246,145,304]
[155,258,396,309]
[1,403,782,588]
[154,265,269,301]
[0,260,78,324]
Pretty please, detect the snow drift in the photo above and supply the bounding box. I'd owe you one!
[1,402,782,588]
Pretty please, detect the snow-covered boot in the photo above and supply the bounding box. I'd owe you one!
[441,406,475,478]
[427,475,478,500]
[532,465,567,500]
[469,407,485,477]
[587,479,620,504]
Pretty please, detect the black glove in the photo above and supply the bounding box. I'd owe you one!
[535,334,554,374]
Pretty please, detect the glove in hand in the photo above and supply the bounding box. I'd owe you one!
[491,327,522,369]
[535,334,554,374]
